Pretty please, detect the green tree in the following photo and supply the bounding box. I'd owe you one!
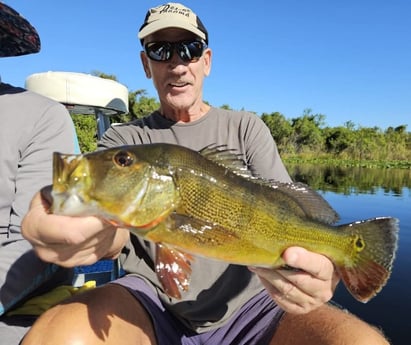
[111,89,159,124]
[290,109,325,153]
[219,104,232,110]
[261,112,293,153]
[324,126,355,156]
[131,92,160,119]
[348,126,383,160]
[384,125,409,160]
[71,114,98,152]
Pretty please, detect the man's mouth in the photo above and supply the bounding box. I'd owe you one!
[170,81,190,87]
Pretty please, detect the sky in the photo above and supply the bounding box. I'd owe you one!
[2,0,410,130]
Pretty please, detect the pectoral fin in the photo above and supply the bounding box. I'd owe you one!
[155,243,193,299]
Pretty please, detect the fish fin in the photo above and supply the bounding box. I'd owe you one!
[198,144,253,178]
[200,145,339,225]
[268,181,340,224]
[336,217,399,302]
[155,242,193,300]
[199,145,338,224]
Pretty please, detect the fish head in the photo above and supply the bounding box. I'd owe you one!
[50,147,179,230]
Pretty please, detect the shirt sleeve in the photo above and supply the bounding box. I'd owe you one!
[11,102,78,230]
[243,114,292,183]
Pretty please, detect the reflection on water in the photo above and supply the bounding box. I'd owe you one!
[287,164,411,196]
[286,164,410,345]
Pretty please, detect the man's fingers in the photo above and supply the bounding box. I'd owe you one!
[282,247,335,281]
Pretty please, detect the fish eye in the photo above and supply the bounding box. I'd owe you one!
[113,151,134,167]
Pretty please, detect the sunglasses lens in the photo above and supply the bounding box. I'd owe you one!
[145,40,206,62]
[145,42,172,61]
[177,41,206,62]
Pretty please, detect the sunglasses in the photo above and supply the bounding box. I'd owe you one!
[144,39,207,63]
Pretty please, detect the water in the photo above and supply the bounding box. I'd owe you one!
[287,165,410,345]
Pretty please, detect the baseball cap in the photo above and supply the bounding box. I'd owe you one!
[0,2,40,57]
[138,3,208,44]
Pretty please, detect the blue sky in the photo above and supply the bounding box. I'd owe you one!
[2,0,410,129]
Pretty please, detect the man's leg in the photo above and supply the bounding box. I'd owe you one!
[21,284,157,345]
[270,303,390,345]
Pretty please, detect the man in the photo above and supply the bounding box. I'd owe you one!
[0,2,79,344]
[21,3,389,344]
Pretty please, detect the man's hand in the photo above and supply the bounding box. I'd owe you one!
[22,190,129,267]
[249,246,340,314]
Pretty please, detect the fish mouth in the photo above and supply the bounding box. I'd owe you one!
[49,152,95,215]
[50,190,88,215]
[41,185,85,215]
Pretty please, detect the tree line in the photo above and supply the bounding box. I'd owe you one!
[72,73,410,168]
[261,109,411,166]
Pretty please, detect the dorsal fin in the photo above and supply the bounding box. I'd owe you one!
[269,181,340,224]
[199,145,339,224]
[199,144,253,178]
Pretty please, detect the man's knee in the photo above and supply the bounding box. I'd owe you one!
[22,284,157,345]
[270,304,390,345]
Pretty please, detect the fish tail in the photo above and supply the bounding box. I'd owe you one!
[336,217,399,303]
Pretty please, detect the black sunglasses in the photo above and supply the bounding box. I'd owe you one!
[144,39,207,63]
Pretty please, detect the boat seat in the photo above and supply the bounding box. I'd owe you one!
[25,71,129,139]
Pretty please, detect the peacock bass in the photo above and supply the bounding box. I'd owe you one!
[46,143,399,302]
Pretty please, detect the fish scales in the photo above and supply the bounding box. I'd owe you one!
[169,149,350,265]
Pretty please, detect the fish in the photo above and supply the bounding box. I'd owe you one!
[46,143,399,302]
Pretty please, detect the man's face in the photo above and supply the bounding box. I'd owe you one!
[141,28,211,114]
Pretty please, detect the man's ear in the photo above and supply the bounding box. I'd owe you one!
[140,51,152,79]
[203,48,212,77]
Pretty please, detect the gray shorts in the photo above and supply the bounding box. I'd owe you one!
[112,275,284,345]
